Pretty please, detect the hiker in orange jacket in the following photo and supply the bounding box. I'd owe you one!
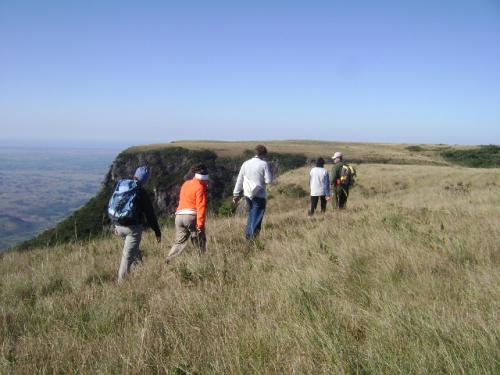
[165,164,208,263]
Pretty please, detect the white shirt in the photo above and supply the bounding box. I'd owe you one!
[233,157,273,199]
[309,167,330,196]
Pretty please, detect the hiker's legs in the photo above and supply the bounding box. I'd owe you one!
[245,198,254,239]
[319,196,327,213]
[191,229,207,255]
[338,188,349,209]
[253,197,266,235]
[246,197,266,240]
[333,190,340,209]
[116,225,142,283]
[309,196,319,215]
[334,186,344,209]
[166,214,196,260]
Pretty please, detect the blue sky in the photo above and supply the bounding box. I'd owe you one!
[1,0,499,146]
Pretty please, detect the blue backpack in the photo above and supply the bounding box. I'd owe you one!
[107,179,140,225]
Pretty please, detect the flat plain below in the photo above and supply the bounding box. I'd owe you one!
[0,147,118,250]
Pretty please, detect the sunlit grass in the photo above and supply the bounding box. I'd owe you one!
[126,139,464,166]
[1,163,499,374]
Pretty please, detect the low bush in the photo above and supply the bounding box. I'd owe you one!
[217,200,237,217]
[441,145,499,168]
[276,184,308,198]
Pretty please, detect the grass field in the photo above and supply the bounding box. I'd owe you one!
[1,152,499,373]
[126,140,461,166]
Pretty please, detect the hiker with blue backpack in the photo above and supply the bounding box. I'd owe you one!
[108,166,161,283]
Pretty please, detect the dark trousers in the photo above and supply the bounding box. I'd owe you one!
[309,196,327,215]
[334,186,349,209]
[245,197,266,240]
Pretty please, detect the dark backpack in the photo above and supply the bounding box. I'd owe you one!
[340,164,356,187]
[107,179,140,225]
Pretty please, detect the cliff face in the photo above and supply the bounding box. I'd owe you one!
[16,147,306,250]
[108,147,222,214]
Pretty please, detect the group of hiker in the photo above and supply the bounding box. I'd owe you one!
[308,151,355,215]
[108,145,354,283]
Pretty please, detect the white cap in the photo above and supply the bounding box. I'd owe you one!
[332,152,343,160]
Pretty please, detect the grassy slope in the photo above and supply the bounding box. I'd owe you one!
[128,140,455,165]
[1,154,500,373]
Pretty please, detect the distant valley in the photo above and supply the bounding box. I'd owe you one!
[0,147,119,250]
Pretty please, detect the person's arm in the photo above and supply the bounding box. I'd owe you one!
[264,161,272,184]
[140,189,161,240]
[324,171,330,196]
[196,186,207,230]
[309,170,313,192]
[233,163,245,203]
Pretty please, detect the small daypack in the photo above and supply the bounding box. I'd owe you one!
[107,179,140,225]
[340,164,356,187]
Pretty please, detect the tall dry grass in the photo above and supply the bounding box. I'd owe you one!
[127,140,452,165]
[1,164,499,374]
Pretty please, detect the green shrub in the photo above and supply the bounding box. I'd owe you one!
[277,184,308,198]
[441,145,500,168]
[217,200,237,217]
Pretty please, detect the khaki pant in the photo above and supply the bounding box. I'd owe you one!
[115,225,143,283]
[166,214,206,261]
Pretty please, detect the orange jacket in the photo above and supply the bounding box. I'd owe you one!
[176,178,207,229]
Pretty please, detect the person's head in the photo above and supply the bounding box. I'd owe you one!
[316,157,325,167]
[190,163,209,183]
[134,166,150,185]
[332,151,343,164]
[255,145,268,159]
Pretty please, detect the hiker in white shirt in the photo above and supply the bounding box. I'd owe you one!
[308,157,330,215]
[233,145,273,240]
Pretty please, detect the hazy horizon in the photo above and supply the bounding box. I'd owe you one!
[0,138,132,150]
[0,136,496,150]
